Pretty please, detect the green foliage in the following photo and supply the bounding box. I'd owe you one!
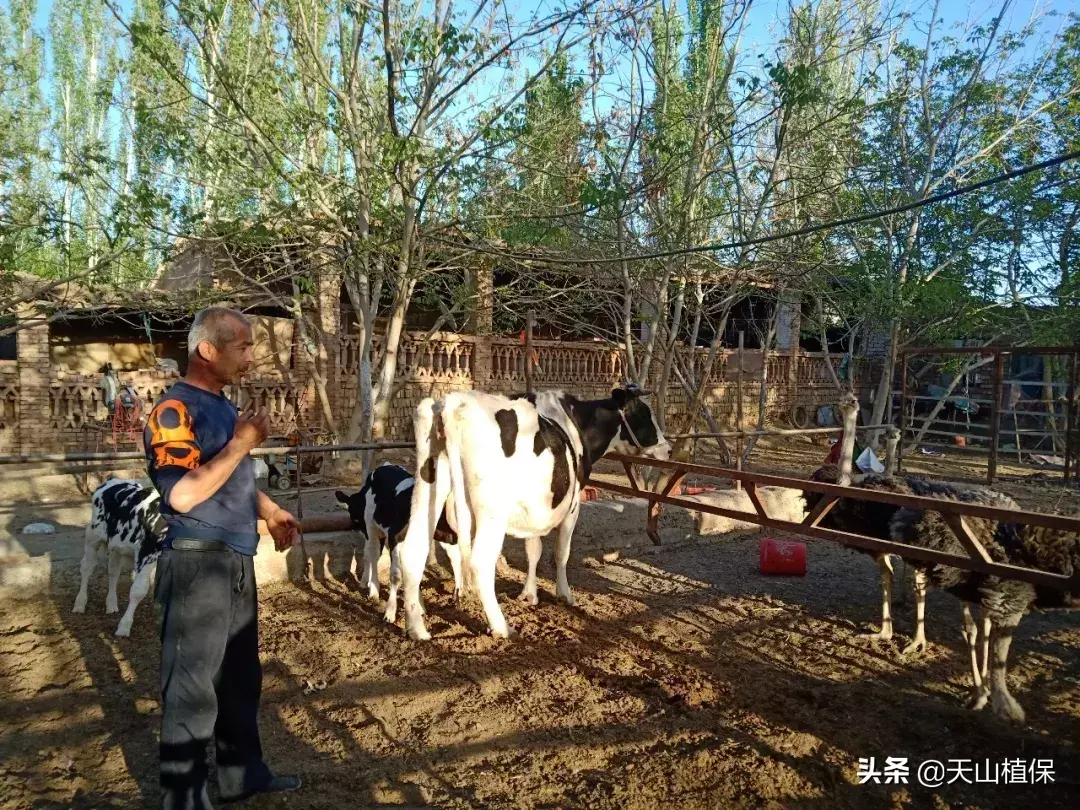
[0,0,1078,360]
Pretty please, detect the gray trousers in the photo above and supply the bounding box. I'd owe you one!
[155,547,272,809]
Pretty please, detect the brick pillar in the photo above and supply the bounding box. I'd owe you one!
[17,310,52,453]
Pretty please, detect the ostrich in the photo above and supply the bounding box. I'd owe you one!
[805,465,1014,657]
[804,464,929,652]
[890,494,1078,725]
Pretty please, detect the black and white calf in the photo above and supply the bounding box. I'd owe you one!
[335,463,460,623]
[397,385,670,641]
[72,478,165,637]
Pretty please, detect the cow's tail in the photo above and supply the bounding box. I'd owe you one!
[441,397,474,594]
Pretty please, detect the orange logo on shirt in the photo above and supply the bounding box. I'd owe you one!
[147,400,201,470]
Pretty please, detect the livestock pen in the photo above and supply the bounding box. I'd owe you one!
[0,438,1078,809]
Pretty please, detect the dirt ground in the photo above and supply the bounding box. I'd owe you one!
[2,441,1079,809]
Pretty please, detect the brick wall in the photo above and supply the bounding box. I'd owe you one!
[16,314,51,454]
[7,323,880,455]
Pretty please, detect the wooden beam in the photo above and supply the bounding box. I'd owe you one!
[802,495,839,528]
[942,513,993,564]
[744,482,768,519]
[646,471,686,546]
[257,512,353,536]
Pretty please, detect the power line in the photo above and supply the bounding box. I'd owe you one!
[433,149,1080,267]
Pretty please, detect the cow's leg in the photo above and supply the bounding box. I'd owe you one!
[383,542,402,624]
[517,536,542,606]
[116,558,153,637]
[471,521,514,639]
[105,546,124,614]
[988,610,1026,725]
[401,443,452,642]
[554,502,581,606]
[902,569,929,654]
[963,604,989,710]
[441,541,463,602]
[73,526,103,614]
[363,527,381,601]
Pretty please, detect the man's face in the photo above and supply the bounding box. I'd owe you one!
[202,317,255,384]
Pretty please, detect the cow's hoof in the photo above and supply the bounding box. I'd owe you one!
[557,591,576,607]
[491,625,518,640]
[407,626,432,642]
[115,624,132,638]
[517,590,539,606]
[383,609,397,624]
[72,601,87,615]
[105,602,119,615]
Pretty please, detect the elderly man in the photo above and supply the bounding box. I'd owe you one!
[144,307,302,808]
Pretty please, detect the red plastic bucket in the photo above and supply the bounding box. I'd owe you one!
[759,537,807,576]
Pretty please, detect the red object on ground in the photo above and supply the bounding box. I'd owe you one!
[684,486,717,496]
[824,433,843,465]
[580,486,599,502]
[759,537,807,576]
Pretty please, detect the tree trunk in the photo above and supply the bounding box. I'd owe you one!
[867,319,900,448]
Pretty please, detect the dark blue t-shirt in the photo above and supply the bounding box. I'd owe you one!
[144,381,259,555]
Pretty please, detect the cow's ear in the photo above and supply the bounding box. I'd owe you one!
[611,384,650,409]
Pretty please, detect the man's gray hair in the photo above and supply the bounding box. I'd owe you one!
[187,307,249,357]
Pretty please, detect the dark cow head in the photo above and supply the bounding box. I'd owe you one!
[335,489,368,537]
[604,384,671,460]
[561,384,671,476]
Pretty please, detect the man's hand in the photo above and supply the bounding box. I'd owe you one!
[266,507,301,552]
[233,406,269,453]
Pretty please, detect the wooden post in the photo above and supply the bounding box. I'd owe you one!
[837,393,859,486]
[735,331,744,489]
[525,310,535,395]
[988,350,1004,485]
[884,426,900,479]
[1067,350,1077,484]
[898,351,908,473]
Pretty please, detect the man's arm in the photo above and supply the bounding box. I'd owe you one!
[257,489,300,551]
[257,489,286,521]
[148,403,269,514]
[168,439,252,514]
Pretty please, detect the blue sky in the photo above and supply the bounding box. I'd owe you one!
[28,0,1077,64]
[18,0,1076,143]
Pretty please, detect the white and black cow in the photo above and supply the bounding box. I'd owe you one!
[396,384,670,641]
[335,463,461,623]
[72,478,165,637]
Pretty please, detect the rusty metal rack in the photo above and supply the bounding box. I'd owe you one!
[899,345,1080,484]
[3,440,1077,591]
[592,452,1080,591]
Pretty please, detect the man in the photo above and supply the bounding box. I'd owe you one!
[145,307,302,808]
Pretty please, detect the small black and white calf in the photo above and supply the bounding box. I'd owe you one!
[336,463,460,623]
[72,478,165,637]
[396,384,670,641]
